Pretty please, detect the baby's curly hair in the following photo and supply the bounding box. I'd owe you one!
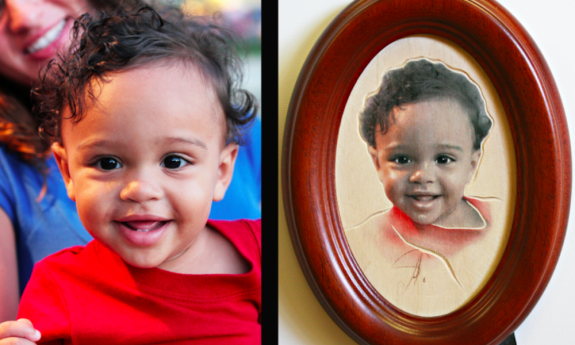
[33,4,257,145]
[360,59,492,150]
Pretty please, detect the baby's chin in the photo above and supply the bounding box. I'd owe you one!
[411,214,439,226]
[121,255,165,269]
[402,208,450,227]
[113,248,172,269]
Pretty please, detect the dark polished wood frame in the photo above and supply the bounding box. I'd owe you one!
[281,0,572,344]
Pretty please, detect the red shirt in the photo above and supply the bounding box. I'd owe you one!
[18,219,261,345]
[381,197,492,257]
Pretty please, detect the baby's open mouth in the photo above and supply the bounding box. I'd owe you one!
[120,220,168,232]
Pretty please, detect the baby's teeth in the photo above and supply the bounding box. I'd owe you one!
[136,229,151,232]
[28,20,66,54]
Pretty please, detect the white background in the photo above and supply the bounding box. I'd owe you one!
[278,0,575,343]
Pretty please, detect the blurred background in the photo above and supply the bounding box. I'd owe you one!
[161,0,261,115]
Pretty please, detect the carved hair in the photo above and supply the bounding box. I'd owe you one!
[360,59,492,150]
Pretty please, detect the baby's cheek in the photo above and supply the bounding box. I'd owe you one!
[443,171,467,191]
[383,181,402,204]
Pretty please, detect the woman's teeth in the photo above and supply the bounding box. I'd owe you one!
[27,20,66,54]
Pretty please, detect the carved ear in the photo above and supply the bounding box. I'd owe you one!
[52,143,75,201]
[368,145,387,184]
[368,145,380,170]
[468,149,482,183]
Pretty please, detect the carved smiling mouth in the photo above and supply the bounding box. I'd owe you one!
[406,194,442,210]
[407,195,440,202]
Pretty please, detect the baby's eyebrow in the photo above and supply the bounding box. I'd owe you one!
[160,137,208,150]
[76,139,113,151]
[75,137,208,151]
[384,144,410,151]
[436,144,463,151]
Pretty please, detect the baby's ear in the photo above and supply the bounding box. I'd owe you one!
[213,143,239,202]
[51,143,75,201]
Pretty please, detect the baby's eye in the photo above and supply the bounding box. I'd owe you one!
[97,157,122,170]
[392,155,411,164]
[161,155,189,169]
[436,155,455,164]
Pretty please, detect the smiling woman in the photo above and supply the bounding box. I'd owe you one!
[0,0,90,85]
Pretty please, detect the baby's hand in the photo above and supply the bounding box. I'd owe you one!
[0,319,41,344]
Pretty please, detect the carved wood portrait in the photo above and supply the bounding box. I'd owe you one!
[337,39,516,317]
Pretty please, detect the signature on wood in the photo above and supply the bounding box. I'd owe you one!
[393,250,424,295]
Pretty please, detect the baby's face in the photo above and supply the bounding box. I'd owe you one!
[52,63,237,270]
[369,98,481,226]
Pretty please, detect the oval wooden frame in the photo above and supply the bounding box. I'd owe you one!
[281,0,572,344]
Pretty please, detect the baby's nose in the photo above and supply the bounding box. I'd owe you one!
[120,176,163,203]
[409,165,435,184]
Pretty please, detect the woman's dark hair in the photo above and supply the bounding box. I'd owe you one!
[360,59,492,150]
[0,0,144,165]
[33,4,257,146]
[0,93,50,167]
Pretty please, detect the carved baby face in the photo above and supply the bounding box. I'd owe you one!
[369,98,481,226]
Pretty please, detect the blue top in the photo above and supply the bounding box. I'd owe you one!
[0,118,260,294]
[209,117,261,220]
[0,145,91,295]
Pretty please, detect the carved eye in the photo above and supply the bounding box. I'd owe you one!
[436,155,454,164]
[393,156,411,164]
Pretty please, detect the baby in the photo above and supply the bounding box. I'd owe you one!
[363,59,492,229]
[345,59,497,316]
[4,5,260,344]
[359,59,492,241]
